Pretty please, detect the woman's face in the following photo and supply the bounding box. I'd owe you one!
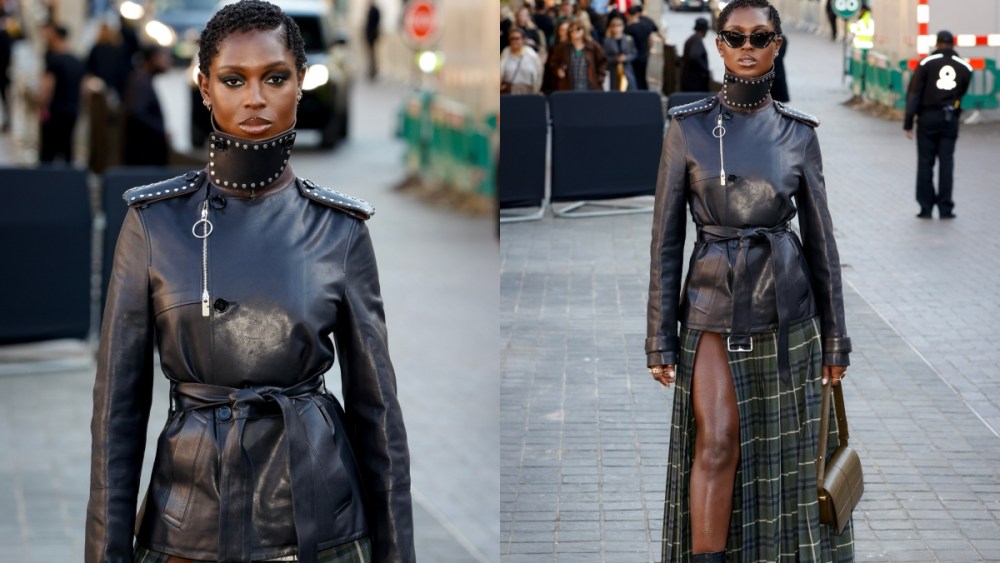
[715,7,781,79]
[516,8,530,26]
[608,18,624,38]
[557,22,569,42]
[508,31,525,53]
[569,25,585,43]
[198,27,304,140]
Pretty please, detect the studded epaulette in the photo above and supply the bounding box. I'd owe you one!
[774,101,820,127]
[123,170,205,206]
[668,96,718,120]
[296,178,374,220]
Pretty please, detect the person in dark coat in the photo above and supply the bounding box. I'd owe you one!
[625,4,661,89]
[122,45,171,165]
[86,22,129,101]
[603,13,636,91]
[680,17,710,91]
[770,33,789,102]
[904,30,972,219]
[364,0,380,79]
[37,24,85,163]
[0,13,14,132]
[547,21,607,91]
[86,2,414,561]
[533,0,555,47]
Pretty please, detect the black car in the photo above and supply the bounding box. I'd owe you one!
[190,0,352,148]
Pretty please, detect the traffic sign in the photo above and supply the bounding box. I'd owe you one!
[402,0,441,50]
[833,0,861,19]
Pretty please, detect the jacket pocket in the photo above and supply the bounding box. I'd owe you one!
[309,396,361,516]
[161,410,210,529]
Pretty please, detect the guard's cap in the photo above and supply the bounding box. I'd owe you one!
[694,17,709,32]
[937,30,954,45]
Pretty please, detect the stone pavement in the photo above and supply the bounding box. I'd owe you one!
[500,21,1000,563]
[0,78,499,562]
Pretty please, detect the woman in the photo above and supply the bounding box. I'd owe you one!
[541,20,571,94]
[515,5,547,60]
[85,1,414,562]
[501,27,544,95]
[646,1,854,561]
[547,21,607,92]
[602,14,636,92]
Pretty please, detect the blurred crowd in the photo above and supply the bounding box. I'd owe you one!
[0,9,175,168]
[500,0,663,95]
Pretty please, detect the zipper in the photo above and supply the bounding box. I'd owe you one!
[192,199,214,317]
[713,109,727,186]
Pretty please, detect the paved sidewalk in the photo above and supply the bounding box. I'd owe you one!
[500,23,1000,563]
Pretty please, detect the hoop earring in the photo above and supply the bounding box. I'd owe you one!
[296,90,302,102]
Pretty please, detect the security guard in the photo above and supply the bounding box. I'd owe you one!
[904,30,972,219]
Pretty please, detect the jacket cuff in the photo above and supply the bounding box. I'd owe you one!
[822,336,852,366]
[645,335,679,367]
[367,489,415,563]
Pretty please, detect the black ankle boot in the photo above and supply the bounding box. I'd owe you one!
[691,551,726,563]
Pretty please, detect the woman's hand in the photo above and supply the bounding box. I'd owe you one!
[823,365,847,386]
[649,364,676,388]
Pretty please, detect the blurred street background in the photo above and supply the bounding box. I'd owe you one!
[0,0,498,561]
[501,0,1000,561]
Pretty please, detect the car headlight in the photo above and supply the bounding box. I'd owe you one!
[301,64,329,91]
[145,20,177,47]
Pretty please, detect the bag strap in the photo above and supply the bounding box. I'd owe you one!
[816,382,850,493]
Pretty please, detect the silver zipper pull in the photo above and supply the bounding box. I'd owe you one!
[192,200,214,318]
[713,113,726,186]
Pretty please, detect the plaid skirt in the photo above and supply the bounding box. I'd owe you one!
[134,537,371,563]
[662,317,855,562]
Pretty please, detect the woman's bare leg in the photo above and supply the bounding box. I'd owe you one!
[689,332,740,554]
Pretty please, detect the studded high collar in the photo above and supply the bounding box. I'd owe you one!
[207,127,296,195]
[721,66,775,111]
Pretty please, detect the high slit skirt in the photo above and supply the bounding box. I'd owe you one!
[661,317,855,562]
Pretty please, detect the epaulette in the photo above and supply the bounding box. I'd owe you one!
[774,101,820,127]
[123,170,205,206]
[668,96,718,120]
[296,178,374,220]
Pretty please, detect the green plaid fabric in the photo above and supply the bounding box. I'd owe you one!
[662,317,855,562]
[134,537,371,563]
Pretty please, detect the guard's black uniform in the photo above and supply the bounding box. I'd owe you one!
[904,48,972,217]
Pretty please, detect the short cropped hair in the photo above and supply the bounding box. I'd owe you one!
[717,0,782,36]
[198,0,307,77]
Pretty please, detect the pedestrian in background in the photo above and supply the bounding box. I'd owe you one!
[680,17,710,92]
[547,21,607,91]
[625,5,662,90]
[86,21,129,102]
[575,10,601,45]
[825,0,838,41]
[86,1,413,561]
[37,23,84,163]
[515,6,547,60]
[904,30,971,219]
[0,12,16,132]
[771,33,789,102]
[542,20,572,93]
[364,0,380,80]
[122,45,170,165]
[647,1,854,561]
[577,0,605,43]
[533,0,555,49]
[501,27,543,94]
[603,13,636,92]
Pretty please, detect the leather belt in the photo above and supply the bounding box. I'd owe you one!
[698,223,795,385]
[171,374,326,563]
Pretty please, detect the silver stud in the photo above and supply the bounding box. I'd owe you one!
[210,152,214,157]
[210,162,215,167]
[211,170,216,175]
[224,181,229,186]
[156,191,162,195]
[254,145,259,150]
[250,183,255,188]
[227,139,231,145]
[241,184,246,188]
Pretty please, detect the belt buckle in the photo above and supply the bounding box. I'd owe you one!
[727,336,753,353]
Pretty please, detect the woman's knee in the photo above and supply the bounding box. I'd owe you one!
[695,430,740,474]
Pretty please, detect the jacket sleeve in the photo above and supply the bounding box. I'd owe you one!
[646,121,689,367]
[334,220,414,563]
[796,129,852,366]
[87,208,156,563]
[904,64,926,130]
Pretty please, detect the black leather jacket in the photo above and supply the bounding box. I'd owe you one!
[87,169,414,563]
[646,96,851,369]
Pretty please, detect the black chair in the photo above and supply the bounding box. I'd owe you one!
[498,94,548,222]
[0,167,91,344]
[549,91,664,217]
[100,167,194,325]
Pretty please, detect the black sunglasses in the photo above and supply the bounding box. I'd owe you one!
[719,30,778,49]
